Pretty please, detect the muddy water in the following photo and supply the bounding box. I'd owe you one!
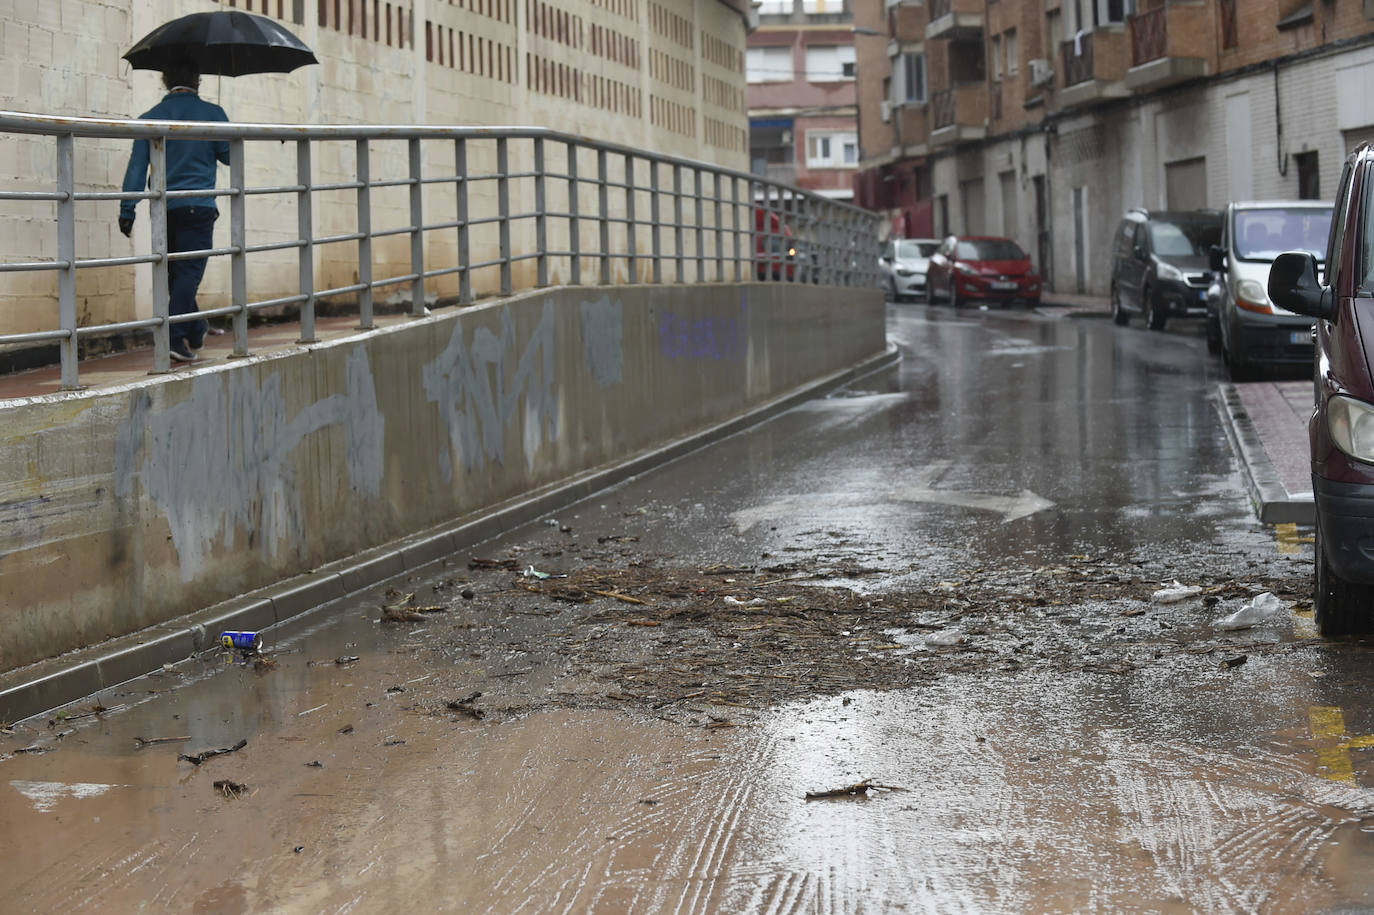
[7,631,1374,913]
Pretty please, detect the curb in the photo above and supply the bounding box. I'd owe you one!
[1215,382,1315,525]
[0,344,902,725]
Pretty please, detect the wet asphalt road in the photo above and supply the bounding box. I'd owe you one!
[6,302,1374,914]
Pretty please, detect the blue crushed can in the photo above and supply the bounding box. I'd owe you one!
[219,631,262,652]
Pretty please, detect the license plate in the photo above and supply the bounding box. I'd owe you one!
[991,281,1017,290]
[1291,331,1311,345]
[1198,290,1208,301]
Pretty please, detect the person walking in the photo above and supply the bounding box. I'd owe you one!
[119,59,230,363]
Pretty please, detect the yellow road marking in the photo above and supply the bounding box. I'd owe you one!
[1311,706,1357,784]
[1275,523,1313,555]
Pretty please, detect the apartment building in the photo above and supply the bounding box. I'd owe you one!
[854,0,1374,295]
[747,0,860,200]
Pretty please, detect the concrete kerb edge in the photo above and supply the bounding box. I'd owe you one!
[0,343,902,726]
[1215,382,1315,525]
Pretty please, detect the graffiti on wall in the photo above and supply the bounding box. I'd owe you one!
[580,295,623,389]
[423,300,561,483]
[114,346,386,581]
[659,292,748,362]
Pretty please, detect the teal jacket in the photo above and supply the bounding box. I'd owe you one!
[120,92,230,221]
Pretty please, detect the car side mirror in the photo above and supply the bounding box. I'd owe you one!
[1208,245,1226,272]
[1134,245,1147,260]
[1268,251,1334,320]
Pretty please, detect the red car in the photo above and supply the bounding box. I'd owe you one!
[926,235,1041,308]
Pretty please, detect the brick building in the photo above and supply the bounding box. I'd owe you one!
[853,0,1374,295]
[747,0,860,201]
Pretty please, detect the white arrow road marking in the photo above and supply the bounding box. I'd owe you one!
[731,485,1055,531]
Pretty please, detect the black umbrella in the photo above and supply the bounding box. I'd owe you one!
[123,11,318,77]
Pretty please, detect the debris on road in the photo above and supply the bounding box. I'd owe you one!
[305,760,324,768]
[1215,592,1287,631]
[925,629,963,647]
[384,737,406,747]
[446,692,485,720]
[179,738,248,765]
[133,735,190,749]
[213,779,248,799]
[469,557,520,571]
[338,725,354,735]
[805,779,899,800]
[1152,581,1202,604]
[1220,655,1248,670]
[220,631,262,653]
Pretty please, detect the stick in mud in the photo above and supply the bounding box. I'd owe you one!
[179,738,248,765]
[134,735,191,748]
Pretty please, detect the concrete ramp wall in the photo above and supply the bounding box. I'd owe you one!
[0,284,884,674]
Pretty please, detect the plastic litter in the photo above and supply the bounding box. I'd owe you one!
[524,566,551,580]
[925,629,963,647]
[1215,591,1287,630]
[1151,581,1202,604]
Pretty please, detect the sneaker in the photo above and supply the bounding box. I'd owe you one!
[169,339,199,362]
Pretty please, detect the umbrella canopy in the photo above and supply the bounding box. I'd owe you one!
[123,11,318,77]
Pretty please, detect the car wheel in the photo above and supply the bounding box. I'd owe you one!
[885,278,897,301]
[1205,316,1221,354]
[1224,345,1255,382]
[1315,522,1374,636]
[951,282,963,309]
[1111,284,1130,326]
[1144,287,1167,331]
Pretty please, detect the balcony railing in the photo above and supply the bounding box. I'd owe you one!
[1061,32,1095,87]
[1130,7,1165,65]
[928,0,951,21]
[990,80,1003,121]
[933,89,956,129]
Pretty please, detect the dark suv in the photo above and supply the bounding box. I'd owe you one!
[1110,208,1221,330]
[1268,144,1374,634]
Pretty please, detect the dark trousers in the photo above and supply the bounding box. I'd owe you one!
[167,206,217,347]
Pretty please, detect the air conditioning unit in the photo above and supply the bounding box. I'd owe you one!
[880,101,891,123]
[1028,58,1054,88]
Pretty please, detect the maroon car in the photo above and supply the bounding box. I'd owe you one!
[926,235,1042,308]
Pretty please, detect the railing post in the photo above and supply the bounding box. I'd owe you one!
[150,137,170,373]
[625,152,638,283]
[297,139,316,342]
[229,138,249,353]
[498,136,512,296]
[749,179,760,283]
[567,142,581,285]
[733,175,742,282]
[355,139,374,329]
[408,137,425,316]
[534,137,548,287]
[694,168,705,283]
[597,148,610,285]
[673,164,684,282]
[714,172,724,283]
[456,138,471,304]
[650,161,662,284]
[55,134,78,390]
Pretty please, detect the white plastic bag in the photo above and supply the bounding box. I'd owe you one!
[1152,581,1202,604]
[925,629,963,647]
[1216,592,1287,631]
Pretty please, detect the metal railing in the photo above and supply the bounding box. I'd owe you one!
[1061,32,1096,87]
[0,111,880,390]
[1129,6,1167,66]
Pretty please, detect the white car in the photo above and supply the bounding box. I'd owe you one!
[879,237,941,302]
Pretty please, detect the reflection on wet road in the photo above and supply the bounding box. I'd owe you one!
[8,305,1374,913]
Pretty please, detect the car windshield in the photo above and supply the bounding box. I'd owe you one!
[1149,220,1220,257]
[895,240,938,259]
[956,239,1025,261]
[1234,207,1332,261]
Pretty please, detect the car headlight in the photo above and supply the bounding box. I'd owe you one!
[1157,262,1185,282]
[954,263,977,275]
[1235,279,1272,314]
[1328,395,1374,463]
[896,268,916,277]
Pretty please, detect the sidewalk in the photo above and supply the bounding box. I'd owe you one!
[1217,379,1314,524]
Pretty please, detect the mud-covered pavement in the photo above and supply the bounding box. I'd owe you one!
[6,306,1374,913]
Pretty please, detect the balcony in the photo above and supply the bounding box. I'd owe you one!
[926,0,983,41]
[1124,3,1212,92]
[1058,29,1130,108]
[989,79,1002,123]
[929,85,987,148]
